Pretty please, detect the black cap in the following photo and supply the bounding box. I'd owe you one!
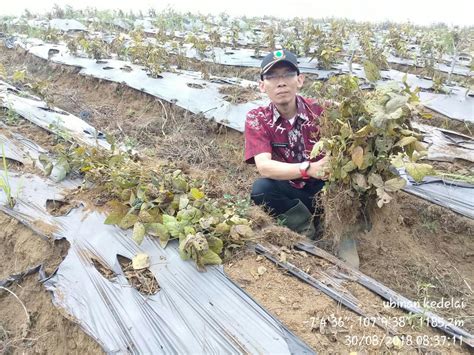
[260,49,300,79]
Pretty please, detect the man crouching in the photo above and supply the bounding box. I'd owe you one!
[244,49,329,239]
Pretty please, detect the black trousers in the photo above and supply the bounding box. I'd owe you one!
[250,178,325,216]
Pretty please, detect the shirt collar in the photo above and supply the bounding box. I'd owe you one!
[271,95,309,124]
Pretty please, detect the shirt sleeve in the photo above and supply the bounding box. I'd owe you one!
[244,110,272,164]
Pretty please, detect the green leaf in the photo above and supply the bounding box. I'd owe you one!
[384,177,407,192]
[104,210,127,224]
[178,195,189,210]
[406,163,434,183]
[351,146,364,169]
[363,60,381,82]
[385,95,408,114]
[390,153,405,168]
[172,176,188,192]
[163,214,182,237]
[190,187,205,200]
[119,213,138,229]
[342,160,357,173]
[132,222,146,245]
[146,223,170,247]
[201,249,222,265]
[39,154,53,176]
[208,236,223,254]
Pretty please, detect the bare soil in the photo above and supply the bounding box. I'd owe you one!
[0,212,103,354]
[1,45,473,353]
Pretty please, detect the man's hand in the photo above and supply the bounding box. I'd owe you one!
[308,156,330,180]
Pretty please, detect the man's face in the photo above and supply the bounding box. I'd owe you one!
[259,62,305,106]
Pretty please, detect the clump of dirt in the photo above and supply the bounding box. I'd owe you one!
[117,255,160,295]
[319,184,369,250]
[46,199,78,217]
[218,84,260,104]
[0,212,102,354]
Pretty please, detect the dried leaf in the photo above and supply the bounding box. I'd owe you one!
[178,195,189,210]
[352,173,369,191]
[368,173,384,188]
[214,222,231,235]
[351,146,364,169]
[132,253,150,270]
[103,201,128,225]
[395,136,418,147]
[310,141,324,159]
[376,187,393,208]
[138,209,154,223]
[231,224,254,238]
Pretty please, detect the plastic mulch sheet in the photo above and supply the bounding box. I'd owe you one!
[0,169,313,354]
[412,122,474,163]
[400,169,474,219]
[19,39,473,123]
[21,42,268,132]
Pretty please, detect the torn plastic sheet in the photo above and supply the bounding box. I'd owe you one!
[0,80,111,150]
[400,169,474,219]
[22,42,267,132]
[0,264,46,288]
[412,122,474,163]
[0,171,313,354]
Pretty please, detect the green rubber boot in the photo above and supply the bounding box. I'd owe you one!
[278,200,316,239]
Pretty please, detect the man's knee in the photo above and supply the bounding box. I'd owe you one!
[251,178,276,196]
[250,178,277,205]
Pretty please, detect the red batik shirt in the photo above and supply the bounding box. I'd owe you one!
[244,95,324,188]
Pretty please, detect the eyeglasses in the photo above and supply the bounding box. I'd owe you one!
[262,71,298,81]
